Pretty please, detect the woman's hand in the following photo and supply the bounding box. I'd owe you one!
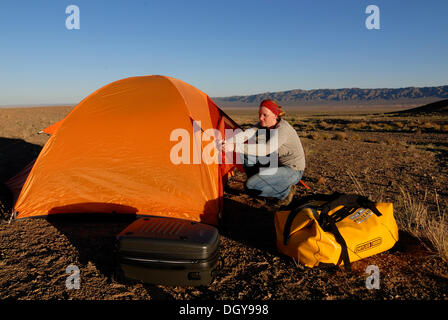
[221,140,235,153]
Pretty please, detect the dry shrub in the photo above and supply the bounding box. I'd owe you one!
[358,121,367,129]
[333,132,347,140]
[347,121,369,131]
[319,121,329,128]
[406,122,418,130]
[351,134,362,141]
[396,188,448,262]
[420,122,441,131]
[347,170,364,196]
[317,176,326,185]
[422,122,435,129]
[441,124,448,132]
[347,169,388,207]
[321,132,331,140]
[307,132,320,140]
[382,123,394,131]
[347,123,359,130]
[394,121,405,129]
[332,124,344,131]
[347,170,448,263]
[294,120,306,126]
[396,188,429,234]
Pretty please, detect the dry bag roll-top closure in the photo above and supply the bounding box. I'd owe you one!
[274,192,399,272]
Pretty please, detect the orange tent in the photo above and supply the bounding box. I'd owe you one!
[11,75,241,225]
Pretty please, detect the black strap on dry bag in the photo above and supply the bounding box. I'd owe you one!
[282,193,339,246]
[317,193,382,272]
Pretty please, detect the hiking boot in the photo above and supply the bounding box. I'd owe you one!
[276,185,296,207]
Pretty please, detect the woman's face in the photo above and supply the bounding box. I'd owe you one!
[258,106,278,128]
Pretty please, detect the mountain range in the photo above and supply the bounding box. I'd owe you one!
[213,85,448,107]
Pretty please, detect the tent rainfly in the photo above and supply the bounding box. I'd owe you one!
[7,75,241,225]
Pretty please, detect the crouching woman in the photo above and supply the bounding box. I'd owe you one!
[223,99,306,206]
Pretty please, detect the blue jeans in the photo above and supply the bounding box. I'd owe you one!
[239,153,304,200]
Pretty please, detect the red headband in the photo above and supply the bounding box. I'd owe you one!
[260,100,280,116]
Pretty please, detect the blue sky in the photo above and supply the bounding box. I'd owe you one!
[0,0,447,105]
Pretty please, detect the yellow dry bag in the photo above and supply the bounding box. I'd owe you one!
[274,193,399,271]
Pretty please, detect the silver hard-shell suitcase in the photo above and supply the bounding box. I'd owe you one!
[116,216,220,286]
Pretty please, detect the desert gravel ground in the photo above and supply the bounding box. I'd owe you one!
[0,107,447,300]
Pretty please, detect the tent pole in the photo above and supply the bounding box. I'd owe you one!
[8,209,17,224]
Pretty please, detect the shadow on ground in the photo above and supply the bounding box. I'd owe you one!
[0,137,41,183]
[0,137,42,220]
[219,197,278,255]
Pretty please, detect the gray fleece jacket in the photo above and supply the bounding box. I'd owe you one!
[232,119,306,171]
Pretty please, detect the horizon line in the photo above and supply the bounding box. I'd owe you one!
[2,83,447,108]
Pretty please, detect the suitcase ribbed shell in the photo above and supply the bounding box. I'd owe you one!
[117,216,219,263]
